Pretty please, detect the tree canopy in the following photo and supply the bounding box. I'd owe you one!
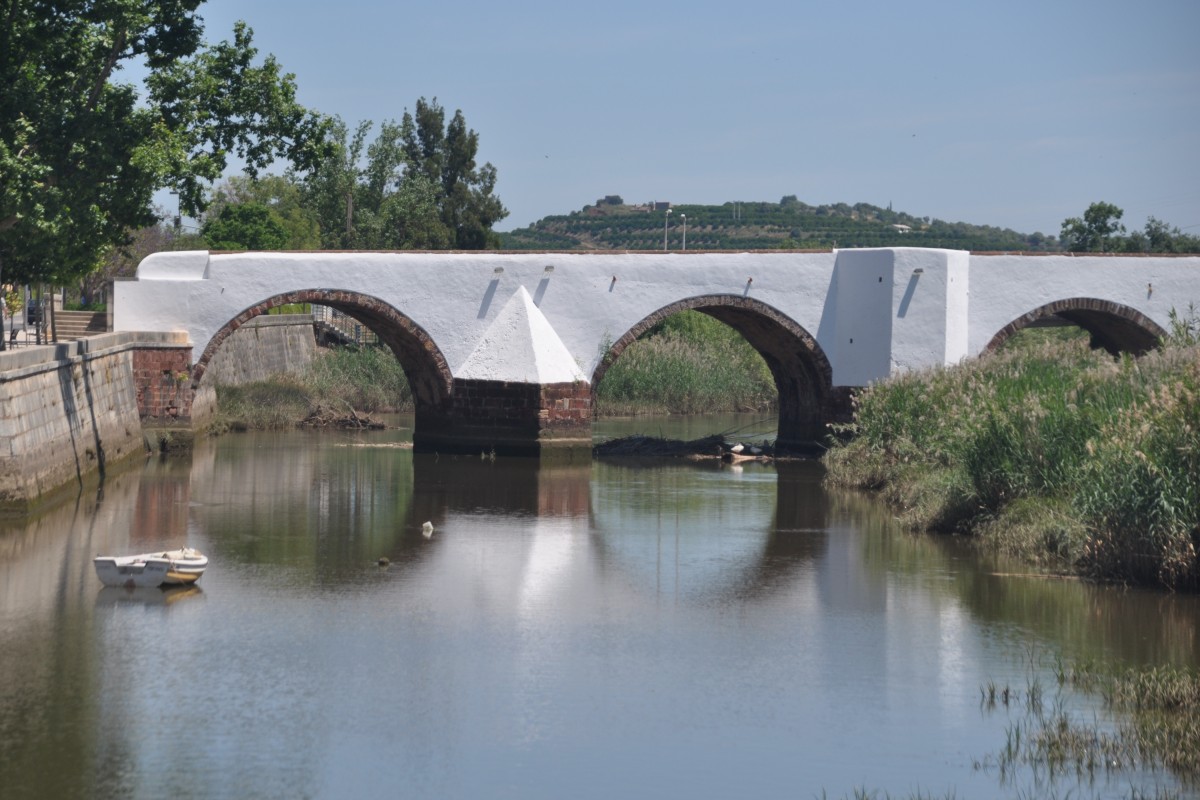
[296,99,506,250]
[0,0,328,286]
[1060,202,1125,252]
[1061,202,1200,254]
[205,175,320,249]
[200,203,288,250]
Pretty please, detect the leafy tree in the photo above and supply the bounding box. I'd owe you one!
[300,118,371,249]
[301,117,451,250]
[400,98,507,248]
[301,103,503,250]
[0,1,329,290]
[206,175,319,249]
[1060,201,1125,252]
[1125,216,1200,254]
[80,219,203,306]
[201,202,288,250]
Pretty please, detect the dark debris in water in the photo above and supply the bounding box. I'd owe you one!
[593,434,776,462]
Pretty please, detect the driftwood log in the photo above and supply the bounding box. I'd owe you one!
[299,406,385,429]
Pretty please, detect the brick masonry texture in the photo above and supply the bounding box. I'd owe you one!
[590,294,843,450]
[191,290,452,411]
[984,297,1167,356]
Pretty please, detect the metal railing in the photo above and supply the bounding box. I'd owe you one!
[311,305,378,346]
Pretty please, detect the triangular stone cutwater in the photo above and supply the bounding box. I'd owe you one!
[457,286,586,384]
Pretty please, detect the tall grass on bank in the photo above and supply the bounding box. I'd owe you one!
[824,322,1200,590]
[304,344,412,412]
[595,310,776,416]
[213,345,412,430]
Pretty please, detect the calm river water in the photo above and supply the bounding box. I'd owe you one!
[1,414,1197,799]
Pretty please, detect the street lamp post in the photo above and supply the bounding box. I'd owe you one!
[663,208,672,251]
[681,213,687,250]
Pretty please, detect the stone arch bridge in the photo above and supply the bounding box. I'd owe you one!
[114,248,1200,455]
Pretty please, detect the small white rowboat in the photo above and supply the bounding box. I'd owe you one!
[93,548,208,588]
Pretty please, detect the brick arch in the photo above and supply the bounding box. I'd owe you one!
[191,289,453,411]
[984,297,1167,357]
[592,295,837,452]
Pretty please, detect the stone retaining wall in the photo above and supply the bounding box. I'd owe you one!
[200,314,317,387]
[0,333,185,510]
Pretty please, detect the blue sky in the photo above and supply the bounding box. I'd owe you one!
[170,0,1199,236]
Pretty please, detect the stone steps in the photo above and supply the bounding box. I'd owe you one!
[51,311,108,341]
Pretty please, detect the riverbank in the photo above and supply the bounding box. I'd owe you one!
[211,344,412,431]
[823,323,1200,592]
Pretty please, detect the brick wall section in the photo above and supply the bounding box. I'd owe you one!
[132,346,195,424]
[415,379,593,456]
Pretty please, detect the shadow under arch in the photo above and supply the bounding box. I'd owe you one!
[190,289,453,412]
[592,295,837,452]
[984,297,1167,357]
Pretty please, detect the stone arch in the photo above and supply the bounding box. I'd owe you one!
[592,295,837,452]
[191,289,453,411]
[984,297,1167,357]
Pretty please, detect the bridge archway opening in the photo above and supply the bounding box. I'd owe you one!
[591,295,835,452]
[985,298,1167,357]
[191,289,453,413]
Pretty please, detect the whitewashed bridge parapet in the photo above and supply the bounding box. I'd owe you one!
[114,249,1200,454]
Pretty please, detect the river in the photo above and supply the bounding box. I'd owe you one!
[1,414,1197,799]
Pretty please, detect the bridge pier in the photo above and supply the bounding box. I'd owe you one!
[132,342,215,449]
[415,378,593,458]
[774,385,855,455]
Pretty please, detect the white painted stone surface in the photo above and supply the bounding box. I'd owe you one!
[115,249,1200,388]
[458,286,586,383]
[967,254,1197,353]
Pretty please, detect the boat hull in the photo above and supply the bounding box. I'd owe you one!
[94,548,208,588]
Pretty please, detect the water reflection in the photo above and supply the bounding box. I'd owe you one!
[1,426,1198,800]
[93,585,204,608]
[411,452,591,518]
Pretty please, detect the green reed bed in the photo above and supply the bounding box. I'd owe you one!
[303,343,412,412]
[213,344,413,431]
[594,310,775,416]
[824,326,1200,590]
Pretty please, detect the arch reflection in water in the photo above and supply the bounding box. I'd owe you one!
[588,458,829,605]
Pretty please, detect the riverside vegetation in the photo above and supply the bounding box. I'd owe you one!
[824,309,1200,592]
[593,310,775,416]
[213,309,775,429]
[974,656,1200,794]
